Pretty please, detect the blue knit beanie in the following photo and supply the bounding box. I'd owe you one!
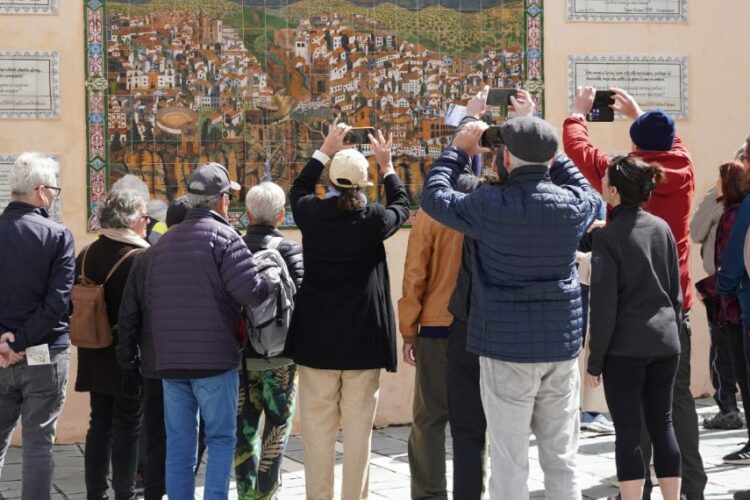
[629,110,675,151]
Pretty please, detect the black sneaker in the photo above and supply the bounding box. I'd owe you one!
[724,442,750,464]
[703,411,744,430]
[735,490,750,500]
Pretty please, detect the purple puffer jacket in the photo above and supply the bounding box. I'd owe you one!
[148,207,268,373]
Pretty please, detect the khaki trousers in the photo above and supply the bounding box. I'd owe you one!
[298,365,380,500]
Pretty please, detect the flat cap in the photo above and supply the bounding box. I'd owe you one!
[500,116,559,163]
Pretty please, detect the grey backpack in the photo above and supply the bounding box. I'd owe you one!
[244,237,297,358]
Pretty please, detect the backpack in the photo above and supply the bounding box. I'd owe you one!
[70,246,139,349]
[244,237,297,358]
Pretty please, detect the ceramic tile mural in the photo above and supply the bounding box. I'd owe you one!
[85,0,543,230]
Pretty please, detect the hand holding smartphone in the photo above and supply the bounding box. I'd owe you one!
[486,88,516,107]
[586,90,615,122]
[344,127,376,144]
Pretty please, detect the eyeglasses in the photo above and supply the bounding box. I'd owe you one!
[222,192,234,201]
[37,185,62,198]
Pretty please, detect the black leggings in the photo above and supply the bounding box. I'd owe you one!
[602,355,681,482]
[726,322,750,439]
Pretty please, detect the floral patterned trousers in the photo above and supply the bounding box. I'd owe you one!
[234,364,298,500]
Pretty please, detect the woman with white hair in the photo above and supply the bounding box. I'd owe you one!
[234,181,304,499]
[74,188,150,500]
[284,123,410,499]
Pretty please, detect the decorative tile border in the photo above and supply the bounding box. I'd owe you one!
[0,0,58,15]
[85,1,544,231]
[567,0,687,23]
[0,50,60,119]
[1,153,62,221]
[568,55,688,119]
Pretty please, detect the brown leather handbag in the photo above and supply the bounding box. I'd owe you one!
[69,246,139,349]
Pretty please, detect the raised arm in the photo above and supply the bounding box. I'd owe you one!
[562,86,614,192]
[369,130,410,239]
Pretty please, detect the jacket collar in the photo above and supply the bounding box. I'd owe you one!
[610,204,641,220]
[186,205,231,227]
[506,164,550,184]
[4,201,49,218]
[246,224,282,238]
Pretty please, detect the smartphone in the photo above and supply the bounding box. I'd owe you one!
[486,88,516,106]
[586,90,615,122]
[481,125,504,148]
[344,127,375,144]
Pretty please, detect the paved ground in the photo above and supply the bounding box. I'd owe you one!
[0,399,747,499]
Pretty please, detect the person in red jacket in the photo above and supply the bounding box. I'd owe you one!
[563,87,705,500]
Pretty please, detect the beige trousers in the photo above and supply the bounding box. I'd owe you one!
[298,365,380,500]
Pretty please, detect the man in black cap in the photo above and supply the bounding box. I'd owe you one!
[147,163,276,499]
[564,87,705,500]
[422,118,603,499]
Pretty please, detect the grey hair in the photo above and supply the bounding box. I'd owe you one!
[245,182,286,226]
[187,192,219,209]
[10,152,59,197]
[111,174,150,200]
[98,189,147,229]
[147,200,168,222]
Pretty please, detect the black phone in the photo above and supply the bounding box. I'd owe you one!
[586,90,615,122]
[344,127,375,144]
[481,125,504,148]
[486,88,516,106]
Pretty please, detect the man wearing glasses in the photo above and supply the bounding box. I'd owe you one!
[0,153,75,500]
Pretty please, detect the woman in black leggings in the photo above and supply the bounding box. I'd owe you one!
[586,154,682,500]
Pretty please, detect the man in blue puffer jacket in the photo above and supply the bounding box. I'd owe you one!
[148,163,275,500]
[422,117,602,500]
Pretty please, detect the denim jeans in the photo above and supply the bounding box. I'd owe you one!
[480,357,580,500]
[163,370,239,500]
[0,348,69,500]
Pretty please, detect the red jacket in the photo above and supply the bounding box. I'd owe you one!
[563,115,695,311]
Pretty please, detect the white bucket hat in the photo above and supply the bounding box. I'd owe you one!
[329,149,373,188]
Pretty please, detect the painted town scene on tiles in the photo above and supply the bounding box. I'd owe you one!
[92,0,541,224]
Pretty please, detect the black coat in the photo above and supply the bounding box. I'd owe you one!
[75,236,144,394]
[587,206,682,375]
[117,249,158,378]
[243,225,304,290]
[284,158,410,372]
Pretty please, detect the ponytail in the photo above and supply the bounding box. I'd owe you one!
[607,155,665,207]
[336,187,366,212]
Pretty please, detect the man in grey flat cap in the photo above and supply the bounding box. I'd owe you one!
[422,116,603,499]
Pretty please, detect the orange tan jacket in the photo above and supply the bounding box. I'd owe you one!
[398,209,464,344]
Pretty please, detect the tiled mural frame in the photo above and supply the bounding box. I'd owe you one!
[567,54,688,120]
[85,0,544,231]
[567,0,687,23]
[0,0,59,15]
[0,50,60,119]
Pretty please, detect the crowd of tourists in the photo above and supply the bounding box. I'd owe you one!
[1,86,749,500]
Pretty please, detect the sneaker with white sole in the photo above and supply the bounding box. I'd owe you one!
[723,442,750,465]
